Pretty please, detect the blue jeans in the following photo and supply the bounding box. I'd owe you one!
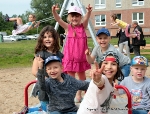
[132,109,148,114]
[121,64,131,77]
[49,111,77,114]
[28,101,48,112]
[40,101,49,111]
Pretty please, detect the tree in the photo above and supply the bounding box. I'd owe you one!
[30,0,66,34]
[0,12,14,34]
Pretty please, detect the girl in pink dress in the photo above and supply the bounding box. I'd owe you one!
[52,4,92,102]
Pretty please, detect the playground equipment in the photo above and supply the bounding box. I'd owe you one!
[22,80,132,114]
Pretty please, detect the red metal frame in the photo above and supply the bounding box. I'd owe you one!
[24,81,132,114]
[24,80,37,107]
[115,85,132,114]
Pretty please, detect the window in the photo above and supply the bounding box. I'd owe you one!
[132,0,144,6]
[116,0,121,7]
[132,13,144,24]
[95,0,106,9]
[95,15,106,26]
[116,14,121,20]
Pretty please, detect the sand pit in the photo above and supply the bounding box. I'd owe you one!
[0,64,150,114]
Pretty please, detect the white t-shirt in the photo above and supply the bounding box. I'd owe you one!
[12,22,32,35]
[77,75,114,114]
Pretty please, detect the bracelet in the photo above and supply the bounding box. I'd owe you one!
[93,79,102,86]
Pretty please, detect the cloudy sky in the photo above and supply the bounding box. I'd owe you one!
[0,0,32,16]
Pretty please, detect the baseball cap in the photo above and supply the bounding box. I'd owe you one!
[96,28,110,36]
[68,6,82,15]
[45,56,61,66]
[101,51,119,64]
[131,56,148,67]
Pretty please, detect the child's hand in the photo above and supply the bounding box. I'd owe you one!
[35,55,44,69]
[86,4,92,12]
[85,48,91,55]
[148,111,150,114]
[37,21,40,24]
[52,4,59,12]
[114,83,119,96]
[32,21,36,24]
[91,62,105,83]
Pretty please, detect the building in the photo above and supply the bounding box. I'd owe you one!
[80,0,150,37]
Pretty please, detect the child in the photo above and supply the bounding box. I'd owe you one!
[31,25,63,111]
[119,56,150,114]
[36,55,89,114]
[77,51,124,114]
[52,4,91,102]
[110,13,140,40]
[85,27,131,77]
[116,28,130,58]
[3,14,40,35]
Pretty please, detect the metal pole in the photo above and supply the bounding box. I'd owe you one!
[115,85,132,114]
[76,0,98,46]
[54,0,69,30]
[24,80,37,107]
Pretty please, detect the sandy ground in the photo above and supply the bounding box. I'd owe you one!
[0,65,150,114]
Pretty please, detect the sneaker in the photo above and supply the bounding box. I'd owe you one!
[4,14,9,22]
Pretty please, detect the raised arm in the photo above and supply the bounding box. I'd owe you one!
[52,4,68,30]
[35,55,46,91]
[82,4,92,28]
[85,48,95,64]
[91,63,105,89]
[34,21,40,28]
[31,57,38,77]
[111,19,120,26]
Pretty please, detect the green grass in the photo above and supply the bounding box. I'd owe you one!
[0,40,37,68]
[0,38,150,69]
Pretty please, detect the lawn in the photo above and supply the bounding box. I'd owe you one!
[0,37,149,69]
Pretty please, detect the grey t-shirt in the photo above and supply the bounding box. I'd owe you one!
[120,76,150,110]
[91,44,131,67]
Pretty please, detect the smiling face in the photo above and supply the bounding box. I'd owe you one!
[131,65,147,81]
[68,13,82,26]
[42,31,54,50]
[46,61,63,81]
[96,33,111,49]
[101,56,118,81]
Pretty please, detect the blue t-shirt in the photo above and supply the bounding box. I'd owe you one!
[119,76,150,110]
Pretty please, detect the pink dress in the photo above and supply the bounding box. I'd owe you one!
[62,24,91,72]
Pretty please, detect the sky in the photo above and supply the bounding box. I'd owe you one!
[0,0,32,17]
